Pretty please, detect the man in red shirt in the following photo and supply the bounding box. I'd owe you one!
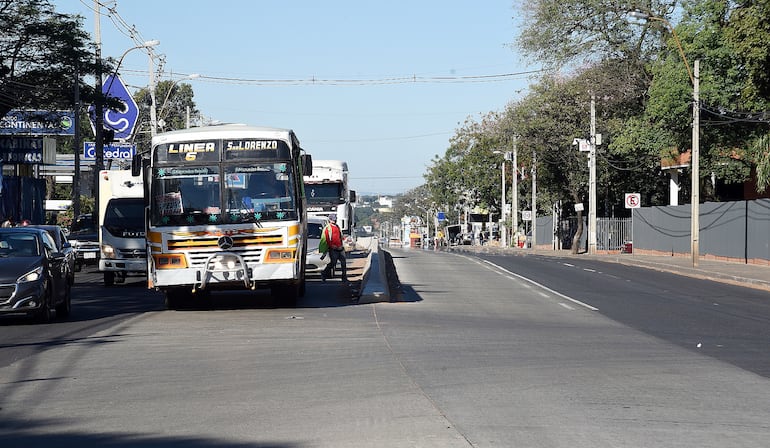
[321,214,347,282]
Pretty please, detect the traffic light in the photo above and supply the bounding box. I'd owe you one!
[103,128,115,144]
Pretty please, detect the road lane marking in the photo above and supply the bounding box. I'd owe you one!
[480,259,599,311]
[559,303,575,310]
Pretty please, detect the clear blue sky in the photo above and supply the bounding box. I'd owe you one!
[59,0,538,195]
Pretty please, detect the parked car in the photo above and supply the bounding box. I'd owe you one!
[305,216,331,274]
[28,224,76,286]
[68,214,99,272]
[0,227,72,322]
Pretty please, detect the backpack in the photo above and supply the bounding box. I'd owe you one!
[323,223,343,250]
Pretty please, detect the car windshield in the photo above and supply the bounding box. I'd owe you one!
[70,215,96,234]
[0,233,40,257]
[308,222,323,239]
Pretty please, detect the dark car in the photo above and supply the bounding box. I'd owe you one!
[29,224,76,286]
[0,227,72,323]
[68,214,99,271]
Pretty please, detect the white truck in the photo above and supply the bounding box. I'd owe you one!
[304,159,356,235]
[98,169,147,286]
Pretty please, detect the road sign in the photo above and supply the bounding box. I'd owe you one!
[88,74,140,140]
[437,211,446,221]
[83,142,136,160]
[625,193,641,209]
[522,210,532,221]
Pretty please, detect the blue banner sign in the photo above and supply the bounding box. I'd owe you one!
[0,137,44,164]
[83,142,137,160]
[0,110,75,136]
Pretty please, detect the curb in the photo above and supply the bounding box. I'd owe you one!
[358,241,390,304]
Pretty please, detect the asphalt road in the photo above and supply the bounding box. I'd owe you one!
[2,251,770,447]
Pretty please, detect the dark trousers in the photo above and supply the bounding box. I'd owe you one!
[323,249,347,280]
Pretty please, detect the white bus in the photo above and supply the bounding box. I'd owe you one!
[133,124,313,308]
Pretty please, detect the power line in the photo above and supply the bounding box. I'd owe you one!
[114,68,545,87]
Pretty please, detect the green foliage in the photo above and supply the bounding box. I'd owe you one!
[131,80,199,153]
[0,0,98,116]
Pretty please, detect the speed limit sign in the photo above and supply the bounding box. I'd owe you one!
[625,193,641,209]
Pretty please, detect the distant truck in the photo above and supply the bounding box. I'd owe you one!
[98,169,147,286]
[304,160,356,235]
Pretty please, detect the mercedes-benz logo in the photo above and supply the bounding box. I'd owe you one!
[218,235,234,250]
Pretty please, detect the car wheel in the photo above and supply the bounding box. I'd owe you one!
[56,283,72,317]
[104,271,115,287]
[34,292,53,324]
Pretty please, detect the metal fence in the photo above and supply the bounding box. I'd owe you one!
[597,217,632,251]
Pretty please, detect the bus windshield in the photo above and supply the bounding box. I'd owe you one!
[150,163,297,226]
[224,163,296,221]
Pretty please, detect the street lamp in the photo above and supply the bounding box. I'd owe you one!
[113,40,161,77]
[157,73,200,131]
[629,10,700,266]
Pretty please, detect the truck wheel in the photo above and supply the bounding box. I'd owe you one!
[104,271,115,287]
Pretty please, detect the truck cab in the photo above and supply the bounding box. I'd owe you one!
[98,170,147,286]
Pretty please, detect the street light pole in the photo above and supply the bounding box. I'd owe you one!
[629,10,700,266]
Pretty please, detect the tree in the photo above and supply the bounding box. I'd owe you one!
[0,0,98,117]
[131,80,199,153]
[516,0,678,66]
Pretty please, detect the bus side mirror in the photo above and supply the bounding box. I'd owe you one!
[131,154,142,177]
[349,190,356,203]
[301,154,313,176]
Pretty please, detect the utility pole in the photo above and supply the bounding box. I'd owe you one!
[512,135,518,247]
[73,66,81,217]
[588,95,597,255]
[93,0,103,222]
[531,149,537,249]
[500,158,506,246]
[149,51,158,136]
[691,60,700,266]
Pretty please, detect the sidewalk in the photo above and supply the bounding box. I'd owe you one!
[448,244,770,292]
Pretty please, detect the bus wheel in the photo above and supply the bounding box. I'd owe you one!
[104,271,115,287]
[192,289,212,309]
[272,282,299,307]
[165,288,188,310]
